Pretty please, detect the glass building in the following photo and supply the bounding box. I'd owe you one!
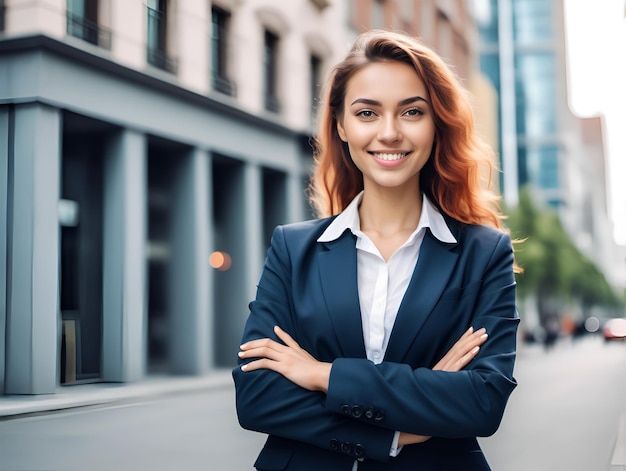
[478,0,564,208]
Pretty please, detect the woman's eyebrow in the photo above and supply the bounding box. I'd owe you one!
[350,96,429,107]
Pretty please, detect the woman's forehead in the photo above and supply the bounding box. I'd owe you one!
[344,61,429,103]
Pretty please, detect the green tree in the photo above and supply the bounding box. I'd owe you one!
[504,187,623,322]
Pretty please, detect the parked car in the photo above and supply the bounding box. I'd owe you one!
[602,318,626,341]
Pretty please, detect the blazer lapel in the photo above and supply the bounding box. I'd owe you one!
[318,231,367,359]
[384,230,459,362]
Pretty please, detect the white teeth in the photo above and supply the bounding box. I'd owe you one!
[372,152,408,161]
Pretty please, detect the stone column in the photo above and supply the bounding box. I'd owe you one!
[0,106,10,394]
[101,129,147,382]
[169,148,212,374]
[5,104,61,394]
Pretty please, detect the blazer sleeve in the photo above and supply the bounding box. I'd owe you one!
[232,225,396,463]
[325,230,519,438]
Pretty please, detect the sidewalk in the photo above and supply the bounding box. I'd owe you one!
[611,413,626,471]
[0,370,234,418]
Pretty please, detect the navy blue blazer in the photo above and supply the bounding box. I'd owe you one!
[233,215,519,471]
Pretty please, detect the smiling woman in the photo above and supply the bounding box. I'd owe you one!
[233,30,519,471]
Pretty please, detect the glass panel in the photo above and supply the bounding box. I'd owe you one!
[513,0,553,43]
[60,123,105,384]
[515,53,557,137]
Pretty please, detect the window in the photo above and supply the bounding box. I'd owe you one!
[513,0,553,44]
[263,30,280,113]
[211,7,235,96]
[147,0,177,73]
[66,0,111,49]
[0,0,5,32]
[310,54,322,122]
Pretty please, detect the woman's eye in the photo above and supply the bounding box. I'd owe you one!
[404,108,424,117]
[356,110,375,119]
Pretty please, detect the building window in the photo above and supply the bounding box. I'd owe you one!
[0,0,5,32]
[310,54,322,122]
[211,7,236,96]
[66,0,111,49]
[147,0,177,73]
[263,30,280,113]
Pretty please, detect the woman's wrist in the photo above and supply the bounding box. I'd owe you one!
[314,362,332,393]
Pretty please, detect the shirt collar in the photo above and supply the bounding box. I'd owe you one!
[317,191,457,244]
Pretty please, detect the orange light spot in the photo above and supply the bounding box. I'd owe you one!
[209,251,232,271]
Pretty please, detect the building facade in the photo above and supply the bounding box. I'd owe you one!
[0,0,486,396]
[477,0,622,285]
[0,0,353,395]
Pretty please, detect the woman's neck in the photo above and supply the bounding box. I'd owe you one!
[358,185,423,237]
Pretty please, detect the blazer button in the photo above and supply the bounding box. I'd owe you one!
[351,406,363,418]
[354,444,365,457]
[341,405,351,415]
[329,439,339,451]
[374,410,385,421]
[364,407,374,419]
[341,442,352,454]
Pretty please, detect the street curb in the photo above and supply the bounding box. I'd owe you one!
[0,370,234,418]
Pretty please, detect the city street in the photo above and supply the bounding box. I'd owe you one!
[1,335,625,471]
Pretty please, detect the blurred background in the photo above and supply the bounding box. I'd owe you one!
[0,1,625,470]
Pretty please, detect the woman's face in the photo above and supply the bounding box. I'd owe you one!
[337,60,436,194]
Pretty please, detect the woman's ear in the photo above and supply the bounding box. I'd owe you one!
[336,120,348,143]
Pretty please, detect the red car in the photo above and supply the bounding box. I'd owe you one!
[602,318,626,341]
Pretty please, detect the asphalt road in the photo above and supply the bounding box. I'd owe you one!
[0,335,624,471]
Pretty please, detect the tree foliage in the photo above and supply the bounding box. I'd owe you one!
[504,187,623,312]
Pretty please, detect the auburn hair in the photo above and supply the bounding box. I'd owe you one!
[309,30,504,231]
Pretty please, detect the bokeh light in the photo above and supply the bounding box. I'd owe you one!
[209,251,232,271]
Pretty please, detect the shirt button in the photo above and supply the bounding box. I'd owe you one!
[373,351,381,360]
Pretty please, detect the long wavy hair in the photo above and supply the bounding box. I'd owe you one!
[309,30,504,231]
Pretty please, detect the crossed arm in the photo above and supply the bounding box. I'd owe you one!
[238,324,488,445]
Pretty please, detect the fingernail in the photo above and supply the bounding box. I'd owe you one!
[240,364,248,371]
[238,351,244,357]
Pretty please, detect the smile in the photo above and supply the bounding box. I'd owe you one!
[369,152,411,161]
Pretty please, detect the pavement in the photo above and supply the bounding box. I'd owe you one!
[0,369,234,418]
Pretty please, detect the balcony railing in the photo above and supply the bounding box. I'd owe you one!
[212,74,236,97]
[147,47,178,74]
[265,94,281,113]
[66,12,112,50]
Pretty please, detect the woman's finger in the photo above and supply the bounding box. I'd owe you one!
[240,357,279,372]
[240,337,283,352]
[433,328,488,371]
[274,326,300,349]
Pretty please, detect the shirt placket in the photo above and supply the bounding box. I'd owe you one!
[370,259,388,364]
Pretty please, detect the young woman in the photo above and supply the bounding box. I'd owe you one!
[233,30,519,471]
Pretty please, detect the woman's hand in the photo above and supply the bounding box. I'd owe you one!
[433,326,488,371]
[398,326,488,446]
[239,326,332,393]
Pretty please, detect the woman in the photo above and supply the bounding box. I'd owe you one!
[233,30,519,470]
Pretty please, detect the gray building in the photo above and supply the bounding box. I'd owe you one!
[0,0,348,395]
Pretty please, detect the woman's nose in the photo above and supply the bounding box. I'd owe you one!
[378,116,402,142]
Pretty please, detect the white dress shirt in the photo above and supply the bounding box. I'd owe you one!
[317,191,457,461]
